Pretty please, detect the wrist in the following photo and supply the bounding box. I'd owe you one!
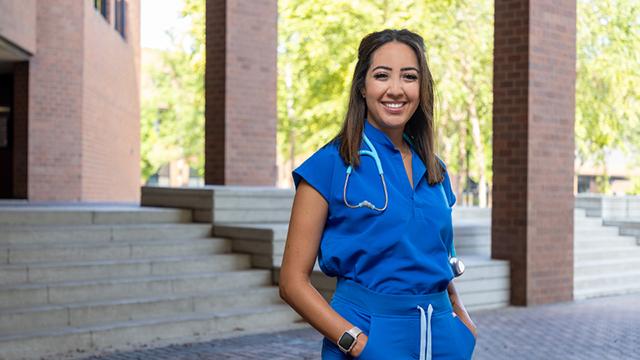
[337,326,362,354]
[348,333,367,356]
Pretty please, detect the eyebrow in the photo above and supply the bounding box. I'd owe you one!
[372,65,420,72]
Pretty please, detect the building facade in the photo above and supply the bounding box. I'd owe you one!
[0,0,140,202]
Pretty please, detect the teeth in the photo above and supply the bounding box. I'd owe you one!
[384,103,404,108]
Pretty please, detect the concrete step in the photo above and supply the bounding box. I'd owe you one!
[575,257,640,276]
[1,237,231,264]
[444,255,510,311]
[574,235,638,249]
[463,290,510,312]
[214,223,289,269]
[0,206,193,225]
[454,256,510,280]
[620,227,640,239]
[575,196,602,218]
[573,216,603,226]
[0,253,250,285]
[0,269,273,310]
[452,207,491,221]
[574,270,640,290]
[437,256,509,311]
[574,247,640,261]
[603,219,640,229]
[573,208,587,217]
[574,282,640,300]
[0,286,282,334]
[574,226,620,236]
[449,221,491,256]
[0,223,213,246]
[0,303,301,360]
[453,276,509,294]
[142,186,296,224]
[456,246,491,257]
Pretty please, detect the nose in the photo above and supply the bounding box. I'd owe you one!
[386,77,404,97]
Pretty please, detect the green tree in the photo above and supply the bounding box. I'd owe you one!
[278,0,494,205]
[143,0,640,198]
[140,1,205,183]
[576,0,640,193]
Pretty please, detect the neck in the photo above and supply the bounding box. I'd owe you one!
[366,118,408,151]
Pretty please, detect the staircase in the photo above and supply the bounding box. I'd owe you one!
[574,207,640,299]
[0,205,300,360]
[450,207,510,312]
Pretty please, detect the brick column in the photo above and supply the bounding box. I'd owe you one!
[492,0,576,305]
[28,0,84,200]
[205,0,277,185]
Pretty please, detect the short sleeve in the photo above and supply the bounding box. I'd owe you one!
[292,142,336,204]
[437,157,457,208]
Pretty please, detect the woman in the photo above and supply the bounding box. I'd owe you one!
[279,29,477,360]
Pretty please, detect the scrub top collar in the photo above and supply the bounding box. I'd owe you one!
[363,118,401,151]
[363,118,427,189]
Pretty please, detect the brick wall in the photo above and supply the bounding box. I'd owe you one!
[492,0,576,305]
[0,0,36,54]
[205,0,277,186]
[26,0,140,202]
[81,0,140,201]
[28,0,85,201]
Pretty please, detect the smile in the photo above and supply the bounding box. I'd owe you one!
[382,102,406,109]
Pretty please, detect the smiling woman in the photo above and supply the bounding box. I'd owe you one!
[279,29,476,360]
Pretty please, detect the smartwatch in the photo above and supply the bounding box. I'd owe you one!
[337,326,362,354]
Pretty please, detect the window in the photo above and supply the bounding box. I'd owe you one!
[115,0,127,39]
[93,0,108,19]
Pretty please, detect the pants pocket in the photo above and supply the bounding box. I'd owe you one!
[353,315,377,359]
[321,337,348,359]
[327,296,373,359]
[452,314,476,357]
[355,315,421,360]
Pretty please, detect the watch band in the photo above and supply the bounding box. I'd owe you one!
[337,326,363,353]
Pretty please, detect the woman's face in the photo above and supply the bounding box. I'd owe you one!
[363,41,420,131]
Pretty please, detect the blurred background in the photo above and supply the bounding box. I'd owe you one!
[140,0,640,205]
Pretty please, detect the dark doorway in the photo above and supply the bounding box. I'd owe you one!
[0,73,13,198]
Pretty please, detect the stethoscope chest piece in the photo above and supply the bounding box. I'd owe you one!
[449,257,465,277]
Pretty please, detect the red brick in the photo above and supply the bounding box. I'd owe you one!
[205,0,277,186]
[492,0,576,305]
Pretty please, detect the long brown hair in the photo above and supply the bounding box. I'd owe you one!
[332,29,444,185]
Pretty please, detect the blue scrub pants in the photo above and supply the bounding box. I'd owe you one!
[322,278,476,359]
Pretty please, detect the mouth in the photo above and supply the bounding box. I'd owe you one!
[381,101,407,113]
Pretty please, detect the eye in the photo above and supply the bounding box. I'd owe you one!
[373,73,388,80]
[404,74,418,81]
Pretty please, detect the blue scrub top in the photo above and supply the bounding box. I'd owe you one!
[292,119,457,295]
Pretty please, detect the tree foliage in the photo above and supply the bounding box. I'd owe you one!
[139,0,205,183]
[576,0,640,192]
[140,0,640,196]
[278,0,494,203]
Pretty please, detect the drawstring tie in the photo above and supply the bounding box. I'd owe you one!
[416,304,433,360]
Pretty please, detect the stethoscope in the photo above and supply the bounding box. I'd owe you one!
[342,132,466,277]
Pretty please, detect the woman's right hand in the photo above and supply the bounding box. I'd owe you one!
[349,333,369,358]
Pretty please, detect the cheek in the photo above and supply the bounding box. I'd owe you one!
[408,84,421,102]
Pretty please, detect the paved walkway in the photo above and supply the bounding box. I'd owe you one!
[85,293,640,360]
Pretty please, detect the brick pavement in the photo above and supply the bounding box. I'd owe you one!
[85,293,640,360]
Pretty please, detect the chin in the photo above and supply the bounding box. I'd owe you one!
[371,114,412,129]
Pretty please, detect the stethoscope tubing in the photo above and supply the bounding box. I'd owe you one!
[341,131,464,277]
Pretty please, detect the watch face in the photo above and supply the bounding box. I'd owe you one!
[338,332,355,350]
